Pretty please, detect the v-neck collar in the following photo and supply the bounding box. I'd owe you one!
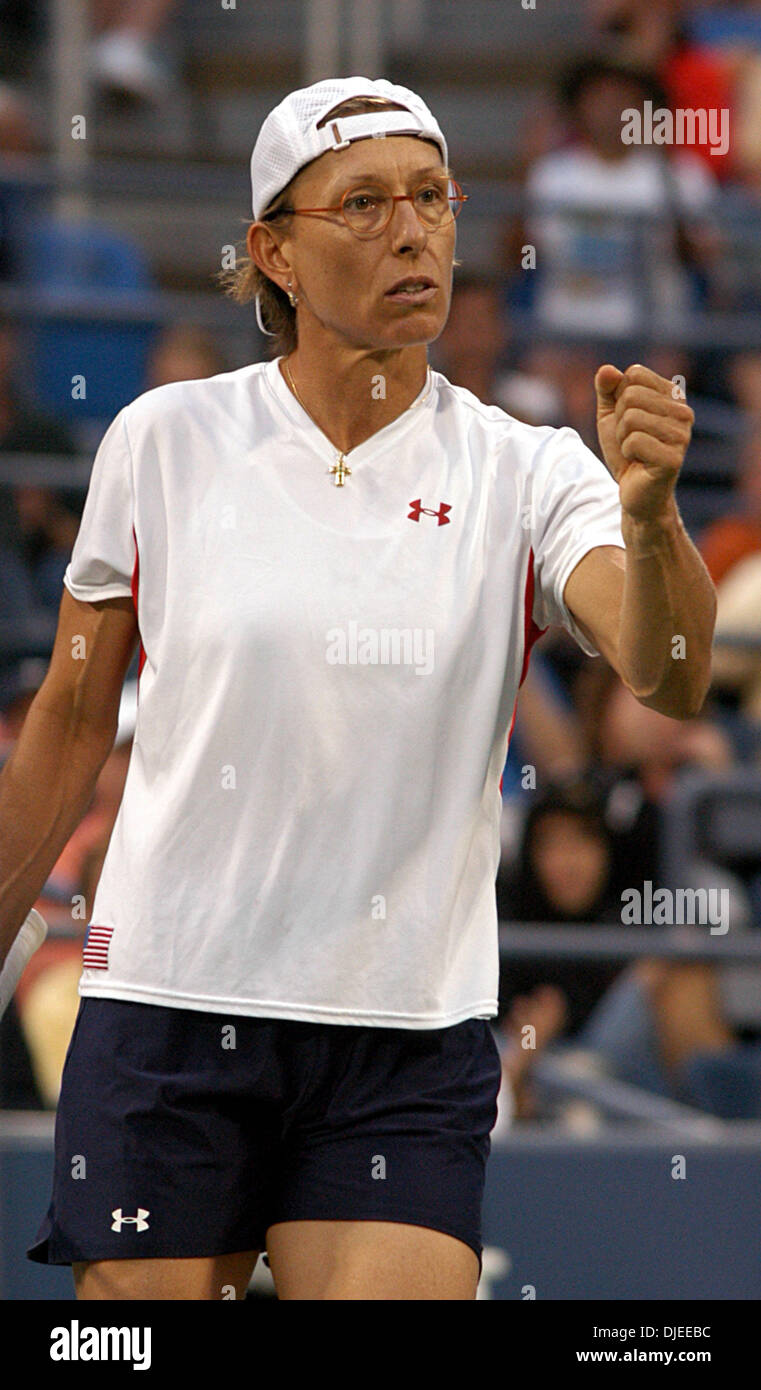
[263,355,437,466]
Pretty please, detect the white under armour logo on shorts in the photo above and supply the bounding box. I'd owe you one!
[111,1207,150,1232]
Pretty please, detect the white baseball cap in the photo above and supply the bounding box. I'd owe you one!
[250,75,448,220]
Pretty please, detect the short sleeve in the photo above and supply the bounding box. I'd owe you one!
[529,425,624,657]
[63,408,136,602]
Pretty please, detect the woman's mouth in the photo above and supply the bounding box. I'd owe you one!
[385,278,437,304]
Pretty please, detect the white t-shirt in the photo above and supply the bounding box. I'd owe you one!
[526,147,715,333]
[65,358,624,1028]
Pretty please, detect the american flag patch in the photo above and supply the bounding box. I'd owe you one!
[83,924,114,970]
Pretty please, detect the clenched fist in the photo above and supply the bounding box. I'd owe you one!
[594,363,694,524]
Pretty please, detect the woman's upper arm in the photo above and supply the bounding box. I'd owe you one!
[563,545,626,670]
[34,587,140,744]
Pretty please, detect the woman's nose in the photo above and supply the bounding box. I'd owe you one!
[388,196,428,247]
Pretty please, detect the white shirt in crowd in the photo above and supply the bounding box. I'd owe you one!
[526,147,716,334]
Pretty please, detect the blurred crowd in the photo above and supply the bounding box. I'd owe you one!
[1,0,761,1124]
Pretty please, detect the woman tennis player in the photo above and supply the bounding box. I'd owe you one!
[0,76,714,1300]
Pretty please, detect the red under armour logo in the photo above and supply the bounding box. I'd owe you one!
[408,499,452,526]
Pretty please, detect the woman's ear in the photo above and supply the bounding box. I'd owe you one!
[247,222,292,294]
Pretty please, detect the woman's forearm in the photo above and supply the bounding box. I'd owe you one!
[618,500,717,719]
[0,697,112,968]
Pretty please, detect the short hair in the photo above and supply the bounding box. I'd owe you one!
[216,96,417,357]
[558,58,666,113]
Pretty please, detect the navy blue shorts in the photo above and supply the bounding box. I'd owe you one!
[27,998,502,1278]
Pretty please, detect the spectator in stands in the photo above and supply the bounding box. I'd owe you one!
[497,783,624,1005]
[495,777,747,1122]
[496,780,627,1118]
[576,664,733,887]
[589,0,680,68]
[508,57,720,335]
[597,0,761,188]
[89,0,180,107]
[683,1,761,190]
[589,0,737,180]
[145,323,228,388]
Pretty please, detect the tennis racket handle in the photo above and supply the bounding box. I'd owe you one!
[0,908,48,1019]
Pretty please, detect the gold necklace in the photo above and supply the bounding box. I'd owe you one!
[282,355,431,488]
[283,355,351,486]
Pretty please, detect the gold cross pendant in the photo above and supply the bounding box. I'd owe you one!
[328,454,352,487]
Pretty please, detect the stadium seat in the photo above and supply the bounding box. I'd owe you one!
[682,1043,761,1119]
[14,216,159,422]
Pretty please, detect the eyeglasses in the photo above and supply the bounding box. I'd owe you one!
[264,178,468,237]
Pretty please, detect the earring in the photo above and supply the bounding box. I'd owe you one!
[287,282,298,307]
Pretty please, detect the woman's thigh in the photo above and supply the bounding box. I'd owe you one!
[73,1249,260,1300]
[266,1220,479,1300]
[264,1018,501,1294]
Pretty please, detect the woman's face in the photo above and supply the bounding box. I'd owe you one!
[530,812,610,917]
[252,135,456,351]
